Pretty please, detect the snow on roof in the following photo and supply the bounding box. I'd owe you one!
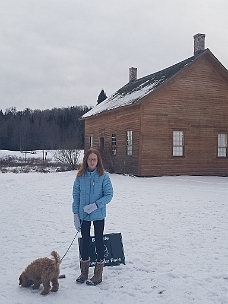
[82,54,197,119]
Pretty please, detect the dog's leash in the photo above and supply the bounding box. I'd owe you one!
[60,216,88,261]
[60,231,80,261]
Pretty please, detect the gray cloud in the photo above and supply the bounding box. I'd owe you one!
[0,0,228,111]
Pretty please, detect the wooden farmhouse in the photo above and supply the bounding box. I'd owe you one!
[81,34,228,176]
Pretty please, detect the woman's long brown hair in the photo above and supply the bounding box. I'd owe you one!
[77,148,105,177]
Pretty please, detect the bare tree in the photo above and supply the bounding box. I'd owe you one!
[53,149,81,170]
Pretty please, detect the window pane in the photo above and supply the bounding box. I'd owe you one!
[173,131,183,145]
[89,136,93,147]
[218,147,226,157]
[218,134,227,157]
[112,133,116,145]
[218,134,227,147]
[127,130,132,145]
[173,146,183,156]
[127,145,132,155]
[127,130,133,155]
[173,131,184,156]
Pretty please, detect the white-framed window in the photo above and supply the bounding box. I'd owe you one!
[111,133,117,155]
[89,135,93,148]
[127,130,132,155]
[173,131,184,156]
[218,133,227,157]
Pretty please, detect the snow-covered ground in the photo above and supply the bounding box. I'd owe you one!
[1,168,228,303]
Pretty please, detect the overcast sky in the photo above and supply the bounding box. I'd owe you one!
[0,0,228,112]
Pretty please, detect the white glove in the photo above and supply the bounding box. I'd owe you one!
[83,203,98,214]
[74,213,81,232]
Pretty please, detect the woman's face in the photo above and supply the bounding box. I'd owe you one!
[87,153,98,171]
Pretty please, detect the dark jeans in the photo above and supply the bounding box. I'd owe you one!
[81,219,105,262]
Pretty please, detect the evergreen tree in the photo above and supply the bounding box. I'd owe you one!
[0,105,91,150]
[97,89,107,104]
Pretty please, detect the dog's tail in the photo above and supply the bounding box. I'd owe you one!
[51,251,62,265]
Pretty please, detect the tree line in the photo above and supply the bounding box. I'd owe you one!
[0,106,91,151]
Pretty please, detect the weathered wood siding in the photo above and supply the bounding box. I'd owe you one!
[84,104,141,175]
[140,53,228,176]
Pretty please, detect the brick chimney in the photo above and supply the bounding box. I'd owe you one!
[129,67,137,82]
[194,33,205,56]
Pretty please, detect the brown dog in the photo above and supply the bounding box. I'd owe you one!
[19,251,61,295]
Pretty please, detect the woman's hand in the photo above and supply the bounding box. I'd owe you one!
[83,203,98,214]
[74,213,81,231]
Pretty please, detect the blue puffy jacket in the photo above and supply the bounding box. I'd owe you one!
[72,168,113,221]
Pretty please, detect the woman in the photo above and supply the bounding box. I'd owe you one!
[72,148,113,286]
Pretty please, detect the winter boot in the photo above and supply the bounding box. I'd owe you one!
[76,259,90,283]
[86,261,104,286]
